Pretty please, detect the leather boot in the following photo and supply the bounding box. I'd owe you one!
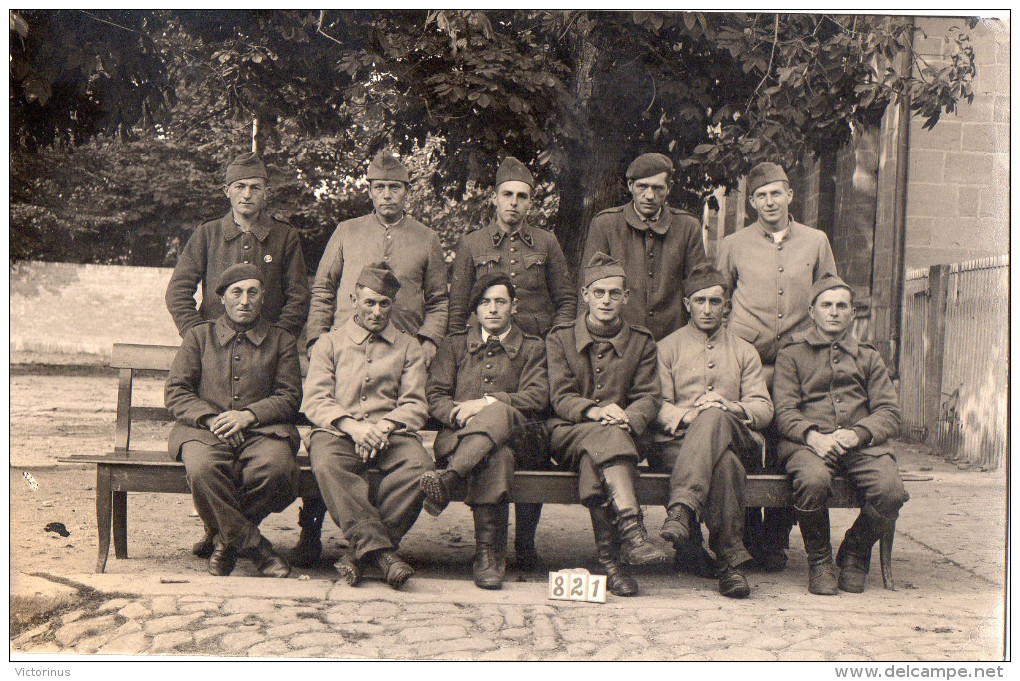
[419,469,461,517]
[208,543,237,577]
[589,504,638,597]
[289,500,325,568]
[794,506,837,595]
[371,550,414,590]
[602,464,668,566]
[836,504,888,593]
[718,564,751,599]
[514,503,544,571]
[248,537,291,578]
[660,504,694,545]
[673,522,719,579]
[472,504,509,589]
[192,526,215,559]
[333,550,362,586]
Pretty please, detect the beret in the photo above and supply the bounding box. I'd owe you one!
[584,252,627,288]
[626,153,674,181]
[495,156,534,188]
[746,161,790,196]
[215,263,264,296]
[469,273,516,313]
[356,261,401,299]
[225,152,268,186]
[809,274,853,306]
[366,150,410,184]
[683,263,729,299]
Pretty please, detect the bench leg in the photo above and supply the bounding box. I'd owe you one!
[96,467,112,573]
[879,523,895,590]
[113,491,128,559]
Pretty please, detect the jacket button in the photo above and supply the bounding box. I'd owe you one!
[707,345,714,350]
[777,245,783,251]
[361,396,367,401]
[707,385,714,391]
[778,266,784,273]
[233,376,240,381]
[596,383,603,389]
[364,377,370,382]
[597,354,604,359]
[243,244,251,250]
[836,398,843,403]
[366,358,372,363]
[484,378,490,383]
[595,368,602,373]
[778,313,784,319]
[234,395,240,401]
[510,259,517,264]
[778,289,784,295]
[707,362,715,369]
[647,271,653,277]
[243,260,250,264]
[487,351,493,357]
[486,364,492,369]
[510,247,516,252]
[594,398,600,404]
[234,356,241,361]
[833,358,840,364]
[510,272,517,277]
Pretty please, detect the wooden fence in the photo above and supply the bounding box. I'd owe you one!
[899,255,1009,469]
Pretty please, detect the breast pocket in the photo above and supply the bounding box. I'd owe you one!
[524,254,546,270]
[474,253,501,274]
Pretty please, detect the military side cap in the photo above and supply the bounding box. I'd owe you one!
[584,252,627,287]
[495,156,534,188]
[469,272,516,312]
[366,150,410,183]
[809,274,853,305]
[356,261,401,299]
[225,152,268,186]
[683,263,729,299]
[215,263,264,295]
[746,161,789,196]
[626,152,674,180]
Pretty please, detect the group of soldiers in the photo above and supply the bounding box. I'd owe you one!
[163,149,907,600]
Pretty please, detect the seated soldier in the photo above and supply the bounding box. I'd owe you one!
[420,273,549,590]
[649,264,773,599]
[546,253,667,597]
[165,263,300,578]
[774,275,906,595]
[301,262,432,590]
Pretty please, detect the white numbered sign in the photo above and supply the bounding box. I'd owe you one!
[547,569,607,603]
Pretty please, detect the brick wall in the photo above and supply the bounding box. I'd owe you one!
[905,17,1009,268]
[10,261,184,361]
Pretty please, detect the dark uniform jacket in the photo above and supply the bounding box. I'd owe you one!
[166,211,310,338]
[306,213,448,348]
[581,202,707,340]
[545,317,661,438]
[165,316,302,457]
[447,220,576,337]
[427,324,549,426]
[773,327,901,459]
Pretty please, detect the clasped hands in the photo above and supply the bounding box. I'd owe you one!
[679,391,744,428]
[585,403,631,431]
[202,410,257,448]
[805,428,861,462]
[449,398,490,428]
[339,417,398,462]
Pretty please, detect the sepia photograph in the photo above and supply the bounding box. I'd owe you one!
[9,8,1009,671]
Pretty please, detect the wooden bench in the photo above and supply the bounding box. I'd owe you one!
[61,343,910,589]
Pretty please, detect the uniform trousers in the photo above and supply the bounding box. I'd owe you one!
[646,408,762,568]
[784,447,906,518]
[181,435,298,553]
[434,401,540,506]
[549,422,641,506]
[309,431,432,560]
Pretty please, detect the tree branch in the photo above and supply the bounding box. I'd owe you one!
[316,10,346,47]
[745,14,780,114]
[78,10,139,35]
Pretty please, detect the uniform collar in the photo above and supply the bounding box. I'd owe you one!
[373,211,407,230]
[488,220,534,247]
[220,211,272,242]
[343,317,397,345]
[754,216,796,241]
[467,324,523,358]
[214,315,270,346]
[574,315,631,355]
[798,326,859,354]
[683,322,725,343]
[624,202,670,235]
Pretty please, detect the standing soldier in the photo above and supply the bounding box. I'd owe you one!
[773,276,905,595]
[446,156,574,570]
[165,264,301,578]
[650,264,773,598]
[293,150,449,567]
[422,273,549,589]
[301,263,433,589]
[546,253,667,597]
[580,152,706,341]
[717,161,838,572]
[166,152,310,560]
